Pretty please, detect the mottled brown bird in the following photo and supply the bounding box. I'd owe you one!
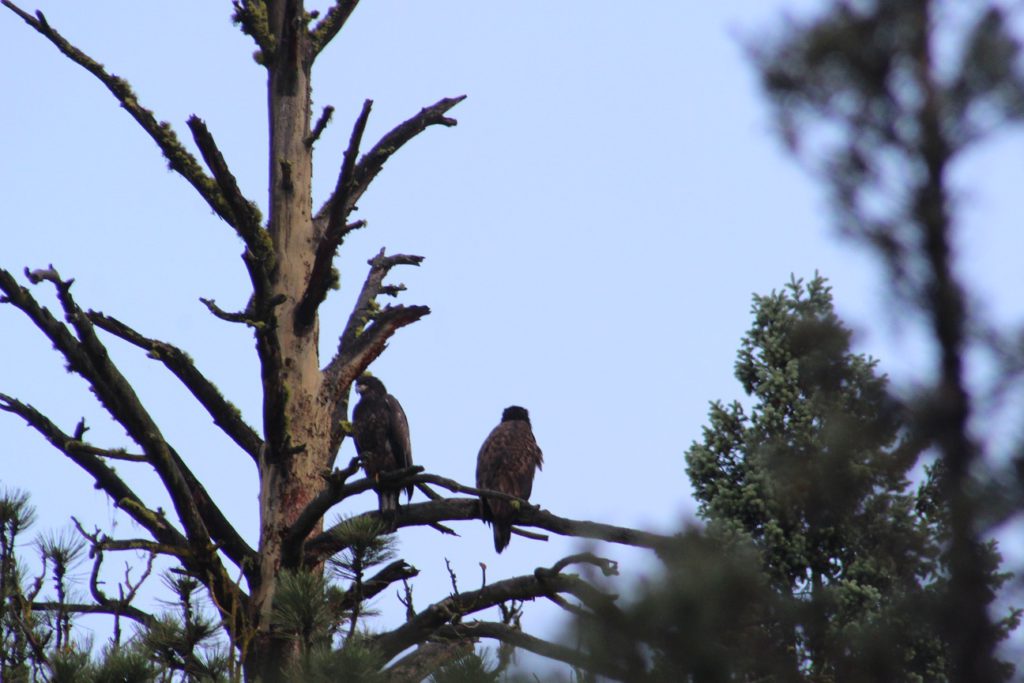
[352,375,413,518]
[476,405,544,553]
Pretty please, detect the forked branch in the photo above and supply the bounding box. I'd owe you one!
[313,96,467,235]
[371,557,619,662]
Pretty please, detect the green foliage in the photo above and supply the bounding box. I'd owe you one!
[575,531,796,682]
[281,639,385,683]
[685,275,946,678]
[429,651,501,683]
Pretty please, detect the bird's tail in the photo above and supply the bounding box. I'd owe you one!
[379,490,399,531]
[493,523,512,554]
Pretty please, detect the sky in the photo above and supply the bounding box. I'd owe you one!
[2,0,1024,673]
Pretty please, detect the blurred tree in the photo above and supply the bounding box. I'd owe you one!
[755,0,1024,680]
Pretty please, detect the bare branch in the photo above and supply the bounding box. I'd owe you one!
[0,393,185,549]
[185,117,274,300]
[320,251,430,452]
[283,464,424,564]
[305,104,335,147]
[1,2,235,225]
[66,440,147,462]
[306,495,672,564]
[310,0,360,56]
[337,559,419,613]
[371,563,618,662]
[0,269,257,584]
[314,95,467,234]
[30,601,153,626]
[87,310,263,463]
[296,99,374,331]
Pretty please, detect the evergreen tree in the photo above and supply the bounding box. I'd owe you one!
[685,275,947,680]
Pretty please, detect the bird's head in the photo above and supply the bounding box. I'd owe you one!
[501,405,530,423]
[355,374,386,397]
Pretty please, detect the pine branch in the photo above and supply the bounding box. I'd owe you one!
[1,2,235,227]
[86,310,263,462]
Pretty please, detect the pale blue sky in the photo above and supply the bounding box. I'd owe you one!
[2,0,1023,670]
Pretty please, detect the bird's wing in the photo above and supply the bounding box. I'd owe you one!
[385,393,413,470]
[477,423,542,500]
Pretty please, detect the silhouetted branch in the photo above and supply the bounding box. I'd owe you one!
[284,464,424,564]
[30,601,153,626]
[371,559,618,662]
[337,559,420,613]
[296,99,374,331]
[186,116,273,300]
[0,269,256,597]
[1,2,235,226]
[306,493,671,564]
[86,310,263,463]
[0,392,185,548]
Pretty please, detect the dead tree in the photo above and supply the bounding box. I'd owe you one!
[0,3,666,680]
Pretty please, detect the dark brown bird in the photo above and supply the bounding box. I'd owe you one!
[352,375,413,518]
[476,405,544,553]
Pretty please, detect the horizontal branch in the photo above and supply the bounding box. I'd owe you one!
[305,490,671,565]
[87,310,263,463]
[338,559,420,614]
[31,601,153,626]
[2,2,235,226]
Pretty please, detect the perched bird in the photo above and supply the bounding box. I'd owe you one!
[476,405,544,553]
[351,375,413,518]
